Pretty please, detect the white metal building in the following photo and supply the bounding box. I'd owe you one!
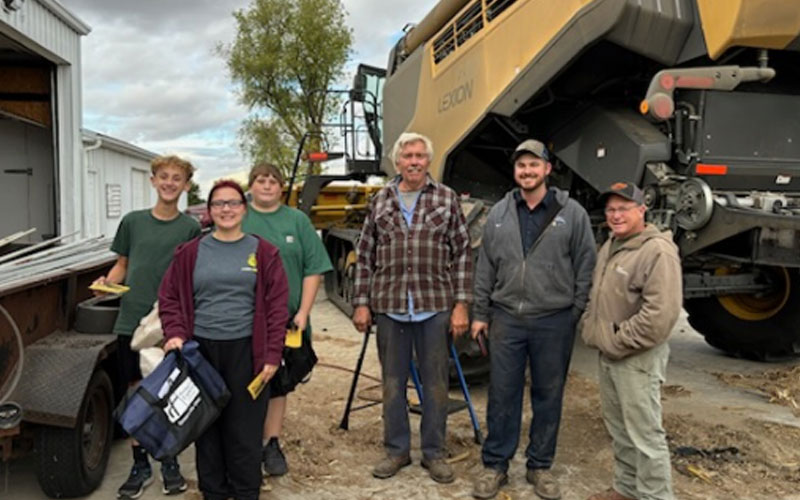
[0,1,176,245]
[81,129,166,239]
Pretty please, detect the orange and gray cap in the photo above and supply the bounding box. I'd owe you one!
[511,139,549,162]
[600,181,644,205]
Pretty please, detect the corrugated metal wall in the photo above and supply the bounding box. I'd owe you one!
[0,0,84,63]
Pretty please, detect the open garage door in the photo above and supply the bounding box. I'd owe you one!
[0,34,56,245]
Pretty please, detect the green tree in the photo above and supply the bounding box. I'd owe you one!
[221,0,353,177]
[187,180,204,206]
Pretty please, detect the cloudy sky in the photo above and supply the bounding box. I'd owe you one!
[59,0,436,193]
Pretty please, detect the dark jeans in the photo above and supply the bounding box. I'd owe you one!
[375,312,450,460]
[195,337,269,500]
[481,307,576,472]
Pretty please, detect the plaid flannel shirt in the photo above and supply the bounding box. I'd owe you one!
[353,175,472,313]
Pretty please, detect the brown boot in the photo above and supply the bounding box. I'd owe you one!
[526,468,561,500]
[421,458,455,484]
[586,488,636,500]
[371,454,411,479]
[472,467,508,499]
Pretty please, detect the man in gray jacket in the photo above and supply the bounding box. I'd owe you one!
[471,139,596,500]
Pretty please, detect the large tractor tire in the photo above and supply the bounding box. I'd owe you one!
[685,267,800,360]
[36,369,114,498]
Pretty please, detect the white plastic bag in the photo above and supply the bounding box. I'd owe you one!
[139,347,165,377]
[131,302,163,351]
[131,302,165,377]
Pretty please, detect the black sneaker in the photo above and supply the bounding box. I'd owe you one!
[117,462,153,499]
[262,438,288,476]
[160,458,188,495]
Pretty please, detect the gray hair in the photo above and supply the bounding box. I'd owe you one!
[391,132,434,165]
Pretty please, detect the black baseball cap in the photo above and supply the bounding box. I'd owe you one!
[599,181,644,205]
[511,139,549,162]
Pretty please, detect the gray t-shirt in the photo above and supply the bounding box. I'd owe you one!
[193,234,259,340]
[398,189,422,211]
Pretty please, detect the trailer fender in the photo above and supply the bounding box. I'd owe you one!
[10,331,115,428]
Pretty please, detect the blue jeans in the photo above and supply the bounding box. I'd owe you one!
[375,312,450,460]
[481,307,576,472]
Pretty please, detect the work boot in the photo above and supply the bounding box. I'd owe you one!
[160,457,187,495]
[262,437,289,476]
[421,458,455,484]
[117,446,153,499]
[371,454,411,479]
[472,467,508,499]
[527,468,561,500]
[586,488,636,500]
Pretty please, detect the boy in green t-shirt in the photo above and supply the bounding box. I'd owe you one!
[93,155,201,498]
[242,163,333,477]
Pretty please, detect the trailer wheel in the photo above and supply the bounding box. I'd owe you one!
[685,267,800,360]
[36,369,113,498]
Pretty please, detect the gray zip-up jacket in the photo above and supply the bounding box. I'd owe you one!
[473,187,596,322]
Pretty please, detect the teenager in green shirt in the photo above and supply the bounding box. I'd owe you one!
[93,155,201,498]
[242,163,333,477]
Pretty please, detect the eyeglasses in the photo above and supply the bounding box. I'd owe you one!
[209,199,245,209]
[604,205,638,215]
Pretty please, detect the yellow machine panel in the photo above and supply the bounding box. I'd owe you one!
[697,0,800,59]
[405,0,596,181]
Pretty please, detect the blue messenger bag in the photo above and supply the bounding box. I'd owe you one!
[116,340,230,460]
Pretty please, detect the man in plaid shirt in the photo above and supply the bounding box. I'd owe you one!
[352,132,472,484]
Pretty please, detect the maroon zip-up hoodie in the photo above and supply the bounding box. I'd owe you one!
[158,234,289,374]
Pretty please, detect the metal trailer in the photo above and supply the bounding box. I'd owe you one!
[1,250,118,498]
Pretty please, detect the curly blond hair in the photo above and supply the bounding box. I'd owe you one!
[150,155,195,181]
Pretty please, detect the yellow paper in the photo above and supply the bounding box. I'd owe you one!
[285,327,302,348]
[89,282,130,295]
[247,373,266,400]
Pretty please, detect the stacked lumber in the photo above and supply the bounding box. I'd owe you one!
[0,229,114,294]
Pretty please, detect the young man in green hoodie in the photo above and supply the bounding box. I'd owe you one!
[93,155,201,499]
[581,182,682,500]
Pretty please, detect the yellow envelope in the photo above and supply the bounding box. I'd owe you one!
[89,282,130,294]
[285,327,302,348]
[247,373,266,400]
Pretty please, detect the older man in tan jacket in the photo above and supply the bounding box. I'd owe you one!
[580,182,682,500]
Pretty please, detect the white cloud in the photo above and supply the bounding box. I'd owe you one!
[60,0,437,194]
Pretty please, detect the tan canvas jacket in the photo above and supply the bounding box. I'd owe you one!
[580,224,682,360]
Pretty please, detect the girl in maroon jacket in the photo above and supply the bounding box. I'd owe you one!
[159,180,289,500]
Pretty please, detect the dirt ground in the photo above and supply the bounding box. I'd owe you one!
[237,299,800,500]
[8,297,800,500]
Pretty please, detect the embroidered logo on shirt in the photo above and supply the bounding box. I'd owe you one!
[552,216,566,227]
[241,253,258,273]
[286,235,295,244]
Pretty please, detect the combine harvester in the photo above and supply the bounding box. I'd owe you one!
[316,0,800,361]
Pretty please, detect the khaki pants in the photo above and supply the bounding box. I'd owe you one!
[598,343,673,500]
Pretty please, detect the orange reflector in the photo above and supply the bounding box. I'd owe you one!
[695,164,728,175]
[307,152,329,162]
[639,100,649,115]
